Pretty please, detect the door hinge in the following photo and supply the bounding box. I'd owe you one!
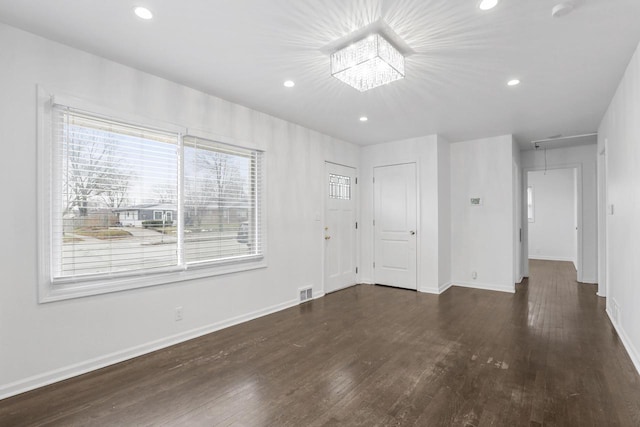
[355,177,358,184]
[355,221,358,229]
[373,177,375,183]
[373,219,375,226]
[356,267,358,274]
[373,262,376,269]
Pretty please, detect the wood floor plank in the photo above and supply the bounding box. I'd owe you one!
[2,260,640,426]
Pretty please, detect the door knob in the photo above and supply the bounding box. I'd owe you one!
[410,230,416,235]
[325,236,331,240]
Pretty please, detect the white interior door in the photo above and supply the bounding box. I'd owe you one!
[324,162,357,294]
[374,163,417,290]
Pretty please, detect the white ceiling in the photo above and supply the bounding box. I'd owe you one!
[1,0,639,148]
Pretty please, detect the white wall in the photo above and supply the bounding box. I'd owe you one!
[527,168,577,264]
[597,147,607,297]
[598,39,640,375]
[520,144,597,283]
[574,168,579,269]
[450,135,515,293]
[513,140,523,283]
[437,137,452,288]
[0,24,360,399]
[360,133,519,295]
[359,135,451,293]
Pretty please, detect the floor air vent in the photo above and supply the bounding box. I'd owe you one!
[299,287,313,303]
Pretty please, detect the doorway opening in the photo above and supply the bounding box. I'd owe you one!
[526,167,581,281]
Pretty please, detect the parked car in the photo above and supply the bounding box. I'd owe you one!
[236,222,248,244]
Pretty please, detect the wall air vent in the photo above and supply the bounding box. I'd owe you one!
[299,286,313,303]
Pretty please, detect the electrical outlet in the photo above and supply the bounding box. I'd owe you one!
[175,306,183,321]
[472,271,477,280]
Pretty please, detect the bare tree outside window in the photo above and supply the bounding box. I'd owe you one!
[195,150,246,231]
[63,128,131,216]
[152,183,177,204]
[99,170,130,209]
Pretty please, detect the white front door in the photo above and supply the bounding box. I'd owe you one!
[324,162,357,294]
[374,163,417,290]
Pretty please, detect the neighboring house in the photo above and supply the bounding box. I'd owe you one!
[115,204,176,227]
[115,202,249,228]
[184,200,250,228]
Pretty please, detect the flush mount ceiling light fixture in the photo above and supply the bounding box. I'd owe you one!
[330,33,405,92]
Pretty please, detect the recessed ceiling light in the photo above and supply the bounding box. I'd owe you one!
[359,116,368,122]
[134,6,153,20]
[552,2,575,18]
[479,0,499,11]
[283,80,295,88]
[507,79,521,86]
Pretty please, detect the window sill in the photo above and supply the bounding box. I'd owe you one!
[39,257,267,303]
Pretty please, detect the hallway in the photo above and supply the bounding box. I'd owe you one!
[510,260,640,425]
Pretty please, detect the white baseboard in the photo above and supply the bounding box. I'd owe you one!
[528,255,575,262]
[453,281,515,294]
[439,282,453,293]
[516,276,524,284]
[579,277,598,285]
[606,309,640,377]
[418,282,452,295]
[0,298,299,401]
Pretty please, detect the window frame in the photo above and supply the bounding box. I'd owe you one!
[37,87,267,303]
[527,185,535,223]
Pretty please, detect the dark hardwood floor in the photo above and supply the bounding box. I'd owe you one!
[2,260,640,426]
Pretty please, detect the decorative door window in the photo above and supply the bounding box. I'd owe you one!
[329,174,351,200]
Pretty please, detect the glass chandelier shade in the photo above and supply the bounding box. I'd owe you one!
[330,34,405,92]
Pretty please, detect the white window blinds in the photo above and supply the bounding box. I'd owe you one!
[52,105,179,280]
[183,136,263,264]
[49,104,264,286]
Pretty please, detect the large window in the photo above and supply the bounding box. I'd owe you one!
[40,101,264,301]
